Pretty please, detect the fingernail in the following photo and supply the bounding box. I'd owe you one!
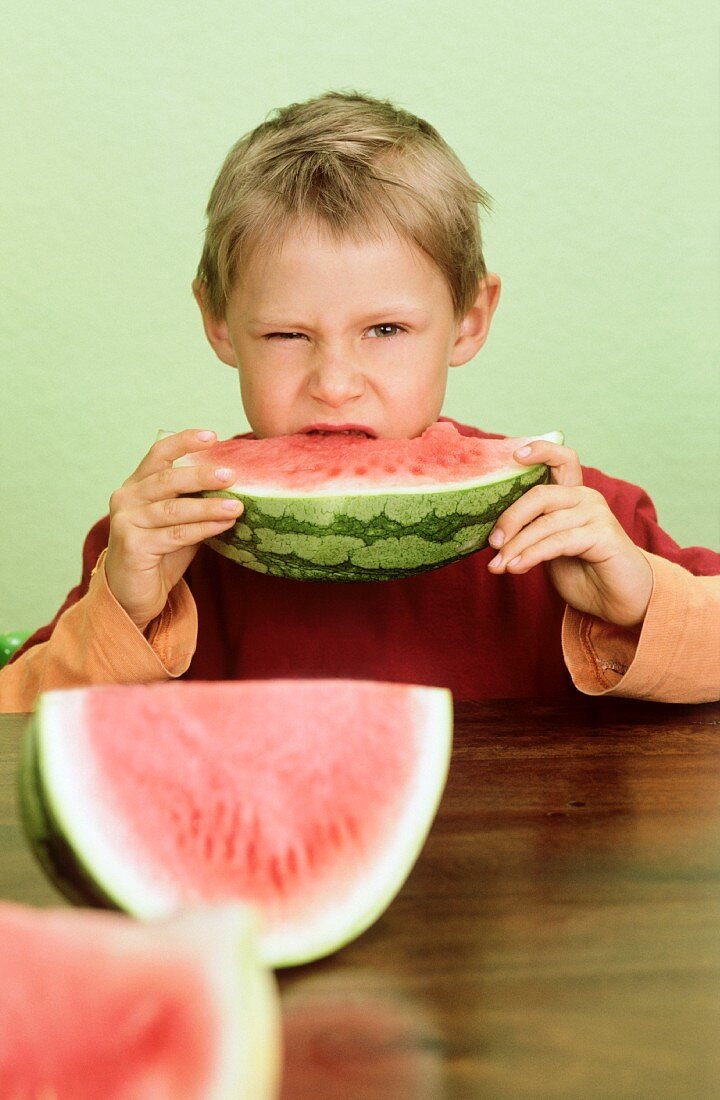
[215,467,233,480]
[489,554,502,568]
[489,529,505,548]
[197,430,215,441]
[514,445,532,458]
[508,555,522,568]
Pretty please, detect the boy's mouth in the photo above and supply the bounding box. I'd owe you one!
[300,424,376,438]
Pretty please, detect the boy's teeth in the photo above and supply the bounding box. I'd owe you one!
[309,429,368,436]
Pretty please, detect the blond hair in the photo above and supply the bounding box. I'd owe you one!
[194,90,493,321]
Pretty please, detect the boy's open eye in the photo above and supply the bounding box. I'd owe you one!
[264,324,407,341]
[367,323,406,338]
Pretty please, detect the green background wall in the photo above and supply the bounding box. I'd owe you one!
[2,0,718,630]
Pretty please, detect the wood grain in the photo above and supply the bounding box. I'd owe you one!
[2,699,719,1098]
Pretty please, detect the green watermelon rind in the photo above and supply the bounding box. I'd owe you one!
[202,463,547,581]
[171,429,563,582]
[20,685,453,969]
[18,709,121,910]
[19,692,182,916]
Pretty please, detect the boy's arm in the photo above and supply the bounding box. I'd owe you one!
[0,548,197,714]
[497,440,720,703]
[1,427,232,715]
[562,550,720,703]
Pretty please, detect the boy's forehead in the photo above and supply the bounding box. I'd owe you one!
[245,303,431,326]
[234,223,450,318]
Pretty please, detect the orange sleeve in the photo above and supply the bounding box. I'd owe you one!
[562,549,720,703]
[0,549,198,714]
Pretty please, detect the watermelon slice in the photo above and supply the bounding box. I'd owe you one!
[19,679,453,967]
[169,421,563,581]
[0,901,281,1100]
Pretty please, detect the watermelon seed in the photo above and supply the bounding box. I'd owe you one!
[286,847,298,876]
[225,802,241,863]
[344,815,360,843]
[354,467,368,476]
[269,855,285,893]
[212,797,226,830]
[304,839,317,868]
[246,839,259,875]
[224,830,238,864]
[204,833,214,861]
[328,822,342,847]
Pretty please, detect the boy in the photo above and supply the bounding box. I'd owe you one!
[2,91,718,712]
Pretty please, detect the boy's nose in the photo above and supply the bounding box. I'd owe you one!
[306,358,365,407]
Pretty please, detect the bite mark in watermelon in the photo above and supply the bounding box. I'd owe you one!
[0,902,281,1100]
[168,421,563,581]
[19,679,453,967]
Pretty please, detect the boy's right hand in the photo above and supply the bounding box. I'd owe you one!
[104,430,243,633]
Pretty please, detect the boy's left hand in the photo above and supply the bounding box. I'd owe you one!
[488,440,653,628]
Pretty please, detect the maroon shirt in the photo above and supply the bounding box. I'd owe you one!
[12,420,720,701]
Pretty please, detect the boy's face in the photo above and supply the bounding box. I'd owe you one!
[194,219,500,439]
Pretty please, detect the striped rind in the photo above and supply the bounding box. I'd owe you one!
[18,704,120,910]
[203,463,551,581]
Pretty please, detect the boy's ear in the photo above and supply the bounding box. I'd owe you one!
[192,279,238,368]
[449,273,502,367]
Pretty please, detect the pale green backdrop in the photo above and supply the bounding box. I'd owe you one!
[2,0,718,631]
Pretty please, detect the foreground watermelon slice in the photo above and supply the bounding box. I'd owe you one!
[169,422,563,581]
[19,680,453,967]
[0,902,281,1100]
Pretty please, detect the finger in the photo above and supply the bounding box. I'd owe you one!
[130,494,244,531]
[137,462,238,505]
[125,429,220,485]
[488,504,589,571]
[513,440,583,487]
[154,516,244,554]
[491,526,596,574]
[489,484,587,549]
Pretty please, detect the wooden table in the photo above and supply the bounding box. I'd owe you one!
[2,698,720,1099]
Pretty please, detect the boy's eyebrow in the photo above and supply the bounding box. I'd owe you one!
[247,305,430,327]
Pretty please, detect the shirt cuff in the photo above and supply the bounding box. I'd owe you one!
[90,548,197,677]
[562,549,720,703]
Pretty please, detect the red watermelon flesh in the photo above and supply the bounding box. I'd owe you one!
[86,682,415,911]
[180,420,556,493]
[0,902,280,1100]
[21,679,453,967]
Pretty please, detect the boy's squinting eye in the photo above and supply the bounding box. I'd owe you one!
[264,324,407,341]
